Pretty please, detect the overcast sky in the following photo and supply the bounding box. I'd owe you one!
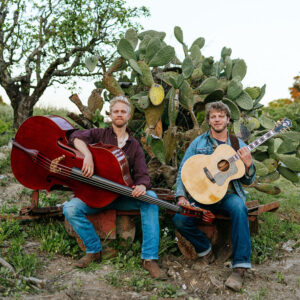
[1,0,299,112]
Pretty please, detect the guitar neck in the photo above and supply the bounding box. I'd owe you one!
[71,168,183,213]
[230,129,276,162]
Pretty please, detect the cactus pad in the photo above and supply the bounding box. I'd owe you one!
[235,91,253,110]
[149,46,175,67]
[117,38,137,61]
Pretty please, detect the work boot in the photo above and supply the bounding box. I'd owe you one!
[225,267,247,291]
[74,251,102,268]
[141,259,168,280]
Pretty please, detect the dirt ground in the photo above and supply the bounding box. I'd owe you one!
[0,145,299,300]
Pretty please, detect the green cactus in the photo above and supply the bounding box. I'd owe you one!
[222,98,240,120]
[190,44,202,68]
[190,37,205,50]
[117,38,137,61]
[174,26,184,44]
[275,154,300,172]
[224,56,232,80]
[168,87,179,126]
[197,77,219,94]
[146,37,162,62]
[235,91,253,110]
[125,29,139,50]
[227,78,243,100]
[258,171,280,183]
[138,30,166,41]
[221,47,232,60]
[202,57,214,76]
[182,56,194,79]
[137,61,154,87]
[148,46,175,67]
[231,59,247,80]
[137,95,150,110]
[278,165,299,183]
[245,87,261,100]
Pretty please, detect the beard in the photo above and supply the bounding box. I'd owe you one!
[112,119,127,128]
[210,123,227,133]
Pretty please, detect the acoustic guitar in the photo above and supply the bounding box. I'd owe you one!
[181,118,292,205]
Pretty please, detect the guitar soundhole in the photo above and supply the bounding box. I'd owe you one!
[217,160,230,172]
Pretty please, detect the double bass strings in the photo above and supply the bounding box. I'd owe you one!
[33,153,183,212]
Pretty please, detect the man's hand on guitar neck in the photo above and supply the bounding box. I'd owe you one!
[237,147,253,174]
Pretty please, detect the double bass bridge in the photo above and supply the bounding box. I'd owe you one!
[50,155,65,174]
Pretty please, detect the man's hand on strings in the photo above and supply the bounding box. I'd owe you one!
[132,185,146,197]
[177,196,190,207]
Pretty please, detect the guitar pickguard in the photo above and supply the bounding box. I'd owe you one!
[213,161,238,186]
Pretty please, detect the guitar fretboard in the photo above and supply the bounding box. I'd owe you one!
[229,129,276,163]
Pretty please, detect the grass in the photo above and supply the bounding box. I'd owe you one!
[0,103,299,297]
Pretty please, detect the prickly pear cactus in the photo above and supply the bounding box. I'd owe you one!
[79,27,299,191]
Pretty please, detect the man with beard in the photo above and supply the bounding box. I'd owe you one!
[63,96,166,279]
[173,101,256,291]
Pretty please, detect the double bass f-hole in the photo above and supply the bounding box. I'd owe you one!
[50,155,65,174]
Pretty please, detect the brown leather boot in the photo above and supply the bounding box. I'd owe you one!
[75,251,102,268]
[225,267,247,291]
[141,259,168,280]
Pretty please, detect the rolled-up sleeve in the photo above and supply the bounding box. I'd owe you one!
[68,128,104,146]
[132,143,152,189]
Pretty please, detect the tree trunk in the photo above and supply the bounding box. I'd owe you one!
[11,96,35,129]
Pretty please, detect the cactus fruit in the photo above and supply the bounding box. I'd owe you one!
[182,56,194,79]
[174,26,184,44]
[245,87,261,100]
[222,98,240,120]
[202,57,214,76]
[278,165,300,183]
[149,83,165,106]
[148,46,175,67]
[102,73,124,96]
[227,78,243,99]
[117,38,137,61]
[125,29,138,50]
[137,61,154,87]
[231,59,247,80]
[235,91,253,110]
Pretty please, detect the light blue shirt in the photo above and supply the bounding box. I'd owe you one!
[176,131,256,202]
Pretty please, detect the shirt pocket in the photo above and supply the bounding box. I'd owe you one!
[195,146,213,155]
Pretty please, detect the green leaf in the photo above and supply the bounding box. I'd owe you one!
[150,138,166,164]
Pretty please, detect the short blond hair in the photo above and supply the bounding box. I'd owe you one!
[109,96,131,114]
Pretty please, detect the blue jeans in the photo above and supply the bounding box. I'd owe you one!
[173,193,251,269]
[63,190,159,260]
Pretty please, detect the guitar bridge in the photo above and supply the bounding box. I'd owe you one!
[204,167,216,183]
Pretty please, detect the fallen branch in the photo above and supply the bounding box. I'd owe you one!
[0,256,46,287]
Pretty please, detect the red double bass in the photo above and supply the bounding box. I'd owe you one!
[11,115,214,221]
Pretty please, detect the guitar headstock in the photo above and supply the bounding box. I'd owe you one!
[274,118,292,134]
